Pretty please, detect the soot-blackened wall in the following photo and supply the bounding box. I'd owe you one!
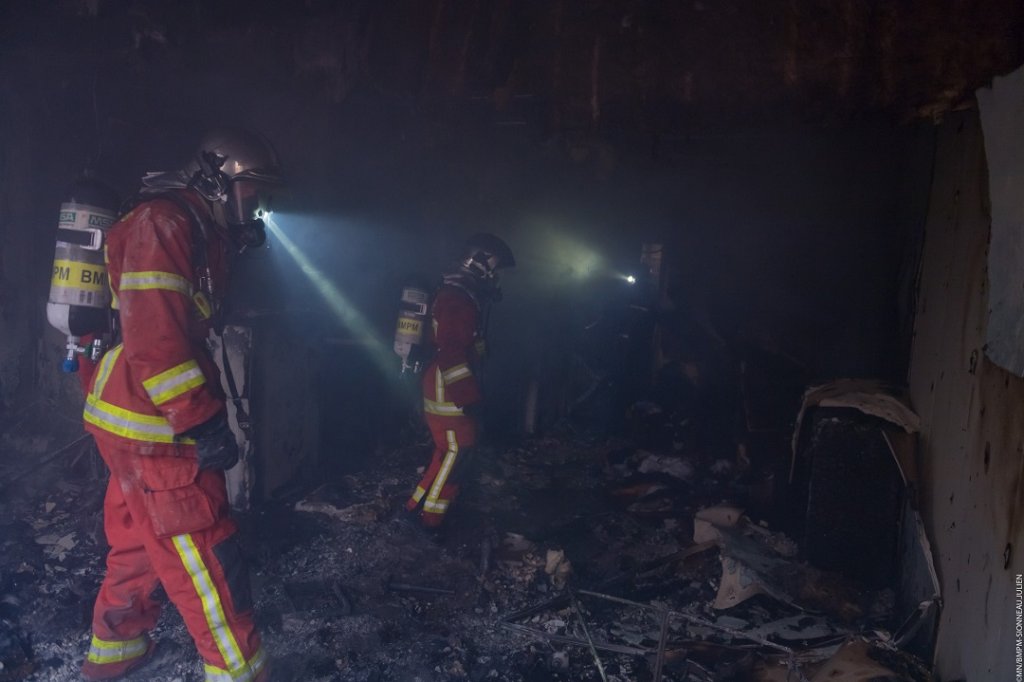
[1,5,935,491]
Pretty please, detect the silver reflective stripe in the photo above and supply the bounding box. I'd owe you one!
[441,364,472,384]
[425,429,458,513]
[423,398,463,416]
[172,535,246,673]
[87,635,148,664]
[434,366,445,402]
[203,647,268,682]
[120,270,192,295]
[91,344,123,398]
[143,361,205,405]
[84,396,178,442]
[423,498,450,512]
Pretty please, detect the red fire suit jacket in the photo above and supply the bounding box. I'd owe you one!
[83,190,228,455]
[422,283,484,418]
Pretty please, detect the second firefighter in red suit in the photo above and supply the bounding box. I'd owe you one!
[80,129,281,682]
[405,234,515,529]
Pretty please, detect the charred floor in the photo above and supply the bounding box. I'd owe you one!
[2,362,933,681]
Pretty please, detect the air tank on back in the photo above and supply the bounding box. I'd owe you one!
[394,276,432,373]
[45,175,121,372]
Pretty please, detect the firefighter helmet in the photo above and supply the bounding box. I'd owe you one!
[140,128,283,249]
[459,233,515,280]
[452,233,515,302]
[187,128,283,247]
[189,129,281,191]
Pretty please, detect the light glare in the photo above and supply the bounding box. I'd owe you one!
[264,214,400,384]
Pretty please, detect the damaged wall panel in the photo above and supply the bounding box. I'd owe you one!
[907,106,1024,680]
[977,66,1024,376]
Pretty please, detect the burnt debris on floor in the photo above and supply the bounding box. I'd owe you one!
[0,384,935,682]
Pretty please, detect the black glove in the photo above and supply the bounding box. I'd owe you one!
[183,414,239,470]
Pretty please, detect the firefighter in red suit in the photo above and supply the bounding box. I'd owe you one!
[79,129,281,682]
[404,234,515,530]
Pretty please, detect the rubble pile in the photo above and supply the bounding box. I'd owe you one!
[0,401,932,680]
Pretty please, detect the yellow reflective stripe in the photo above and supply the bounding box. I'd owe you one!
[120,270,192,295]
[87,634,148,664]
[83,394,194,444]
[203,647,268,682]
[425,429,458,511]
[105,247,120,309]
[193,291,213,320]
[91,344,123,398]
[441,363,472,384]
[172,534,246,673]
[143,360,205,406]
[410,486,427,503]
[423,498,450,513]
[423,398,464,416]
[434,366,445,403]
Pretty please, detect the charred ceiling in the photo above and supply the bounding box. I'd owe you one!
[4,0,1024,129]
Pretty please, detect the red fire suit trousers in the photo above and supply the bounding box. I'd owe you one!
[84,436,266,682]
[405,414,478,527]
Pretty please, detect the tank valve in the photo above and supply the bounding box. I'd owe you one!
[62,338,82,373]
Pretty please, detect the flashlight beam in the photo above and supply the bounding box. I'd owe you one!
[265,216,399,383]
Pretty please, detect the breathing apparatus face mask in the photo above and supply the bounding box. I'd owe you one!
[459,253,504,302]
[224,180,273,250]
